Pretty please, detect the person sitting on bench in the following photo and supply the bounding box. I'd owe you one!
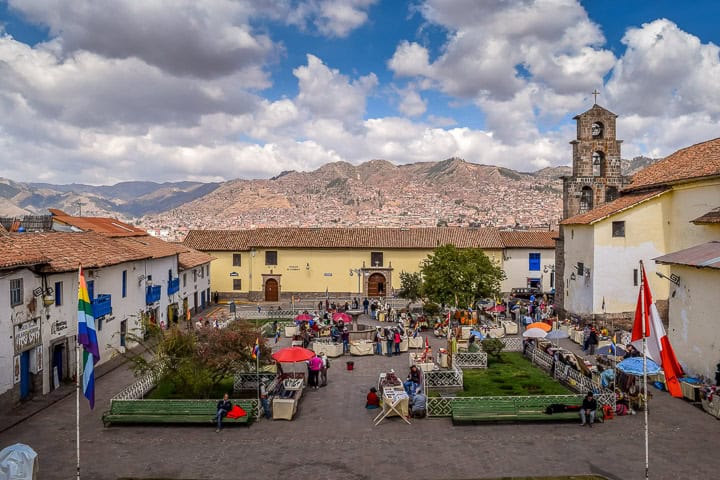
[580,391,597,427]
[214,393,232,432]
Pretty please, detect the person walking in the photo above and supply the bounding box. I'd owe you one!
[319,352,329,387]
[385,327,393,357]
[341,328,350,354]
[587,326,599,355]
[214,393,232,432]
[259,381,271,419]
[393,328,402,356]
[362,297,369,315]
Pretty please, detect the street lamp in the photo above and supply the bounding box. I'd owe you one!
[349,268,362,295]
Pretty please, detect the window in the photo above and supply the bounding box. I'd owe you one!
[183,273,187,287]
[233,279,242,290]
[550,272,555,289]
[579,186,593,213]
[528,253,541,271]
[122,271,127,298]
[193,270,197,282]
[55,281,63,306]
[265,251,277,265]
[205,265,209,277]
[168,269,173,280]
[233,254,242,266]
[577,262,584,276]
[612,221,625,237]
[371,252,384,267]
[633,269,638,287]
[10,278,23,307]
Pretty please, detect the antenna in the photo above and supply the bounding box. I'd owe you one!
[73,200,86,216]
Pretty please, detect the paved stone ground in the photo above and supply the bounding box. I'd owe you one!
[1,313,719,480]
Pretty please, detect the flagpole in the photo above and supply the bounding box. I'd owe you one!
[76,267,81,480]
[640,261,649,480]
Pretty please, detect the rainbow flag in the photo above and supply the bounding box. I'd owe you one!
[610,334,617,356]
[252,338,259,359]
[77,267,100,409]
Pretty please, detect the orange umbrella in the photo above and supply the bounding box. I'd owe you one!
[527,322,551,332]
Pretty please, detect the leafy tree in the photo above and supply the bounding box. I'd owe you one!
[421,244,505,307]
[481,338,505,358]
[398,271,423,302]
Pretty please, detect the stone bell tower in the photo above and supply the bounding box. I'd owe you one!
[556,96,631,319]
[562,102,630,219]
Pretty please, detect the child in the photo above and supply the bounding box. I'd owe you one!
[366,387,380,409]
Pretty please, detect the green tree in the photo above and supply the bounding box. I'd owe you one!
[421,244,505,307]
[398,271,423,302]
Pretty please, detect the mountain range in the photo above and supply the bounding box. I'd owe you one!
[0,156,656,237]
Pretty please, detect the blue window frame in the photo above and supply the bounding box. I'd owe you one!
[55,281,63,306]
[529,253,541,271]
[122,270,127,298]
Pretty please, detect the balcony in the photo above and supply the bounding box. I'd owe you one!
[92,294,112,318]
[167,277,180,296]
[146,285,161,305]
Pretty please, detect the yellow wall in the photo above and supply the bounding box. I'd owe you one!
[210,247,503,295]
[668,179,720,252]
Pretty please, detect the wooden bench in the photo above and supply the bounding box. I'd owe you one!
[452,397,602,424]
[102,399,256,427]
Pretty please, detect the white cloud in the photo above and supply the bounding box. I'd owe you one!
[397,87,427,117]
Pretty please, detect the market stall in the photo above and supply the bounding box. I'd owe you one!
[350,340,374,356]
[312,339,343,358]
[270,347,315,421]
[374,371,411,425]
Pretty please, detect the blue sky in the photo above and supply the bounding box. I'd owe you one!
[0,0,718,184]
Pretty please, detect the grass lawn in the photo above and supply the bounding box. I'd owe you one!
[458,352,572,397]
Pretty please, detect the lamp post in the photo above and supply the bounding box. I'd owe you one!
[349,268,362,295]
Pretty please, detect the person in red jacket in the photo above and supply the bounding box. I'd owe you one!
[366,387,380,409]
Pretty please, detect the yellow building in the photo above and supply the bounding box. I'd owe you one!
[559,137,720,327]
[182,227,556,302]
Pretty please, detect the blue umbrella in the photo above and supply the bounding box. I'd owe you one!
[545,330,569,340]
[617,357,661,375]
[470,330,485,340]
[596,344,626,356]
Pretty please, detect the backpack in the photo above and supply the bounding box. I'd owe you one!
[326,358,330,369]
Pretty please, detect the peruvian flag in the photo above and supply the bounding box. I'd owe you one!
[424,336,430,352]
[631,264,684,398]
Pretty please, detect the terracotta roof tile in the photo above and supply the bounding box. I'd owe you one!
[2,232,149,272]
[0,235,49,269]
[112,235,183,260]
[183,227,506,251]
[50,209,147,237]
[691,206,720,224]
[498,231,558,248]
[178,249,215,270]
[625,137,720,191]
[560,188,668,225]
[654,241,720,269]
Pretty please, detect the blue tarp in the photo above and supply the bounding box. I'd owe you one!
[617,357,661,375]
[470,330,485,340]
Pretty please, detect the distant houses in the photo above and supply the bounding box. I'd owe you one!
[0,211,212,407]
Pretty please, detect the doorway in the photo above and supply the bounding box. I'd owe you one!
[52,343,65,389]
[265,278,279,302]
[19,350,30,400]
[367,273,386,297]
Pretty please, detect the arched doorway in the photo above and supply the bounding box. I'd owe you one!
[367,273,386,297]
[265,278,279,302]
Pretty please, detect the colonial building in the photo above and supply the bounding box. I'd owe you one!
[655,241,720,378]
[558,137,720,328]
[555,103,631,319]
[182,227,557,301]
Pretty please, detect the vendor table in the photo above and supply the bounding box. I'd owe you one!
[570,329,584,344]
[501,320,518,335]
[380,338,410,354]
[408,336,423,349]
[408,352,435,372]
[272,379,303,421]
[312,341,344,358]
[350,340,374,356]
[284,325,298,338]
[486,327,505,338]
[374,386,410,426]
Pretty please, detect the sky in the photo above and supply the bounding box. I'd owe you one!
[0,0,719,185]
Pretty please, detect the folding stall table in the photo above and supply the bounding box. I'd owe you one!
[374,386,411,426]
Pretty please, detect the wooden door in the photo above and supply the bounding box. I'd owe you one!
[265,278,279,302]
[367,273,386,297]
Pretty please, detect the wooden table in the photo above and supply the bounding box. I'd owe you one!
[374,386,410,426]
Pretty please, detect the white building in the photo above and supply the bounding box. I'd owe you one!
[499,231,556,294]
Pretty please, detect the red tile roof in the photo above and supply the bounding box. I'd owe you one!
[0,235,49,269]
[691,206,720,224]
[183,227,506,251]
[112,235,183,260]
[625,137,720,192]
[498,231,558,248]
[178,249,215,270]
[3,232,149,272]
[654,241,720,269]
[560,188,668,225]
[50,209,147,237]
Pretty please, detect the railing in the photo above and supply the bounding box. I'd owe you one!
[167,278,180,295]
[92,294,112,318]
[453,352,488,369]
[478,336,523,352]
[233,373,277,392]
[145,285,161,304]
[425,364,463,390]
[428,394,588,417]
[112,371,158,400]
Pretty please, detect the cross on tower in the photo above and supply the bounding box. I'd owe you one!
[591,89,600,104]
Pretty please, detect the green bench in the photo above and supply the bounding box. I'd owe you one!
[452,397,603,424]
[102,399,256,427]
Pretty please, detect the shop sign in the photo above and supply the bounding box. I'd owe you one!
[323,273,333,277]
[287,265,300,271]
[51,320,68,335]
[14,319,41,354]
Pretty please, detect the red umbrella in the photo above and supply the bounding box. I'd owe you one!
[332,312,351,323]
[295,313,313,321]
[271,346,315,363]
[486,305,506,313]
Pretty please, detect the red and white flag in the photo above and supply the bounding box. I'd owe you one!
[631,264,684,398]
[424,336,430,352]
